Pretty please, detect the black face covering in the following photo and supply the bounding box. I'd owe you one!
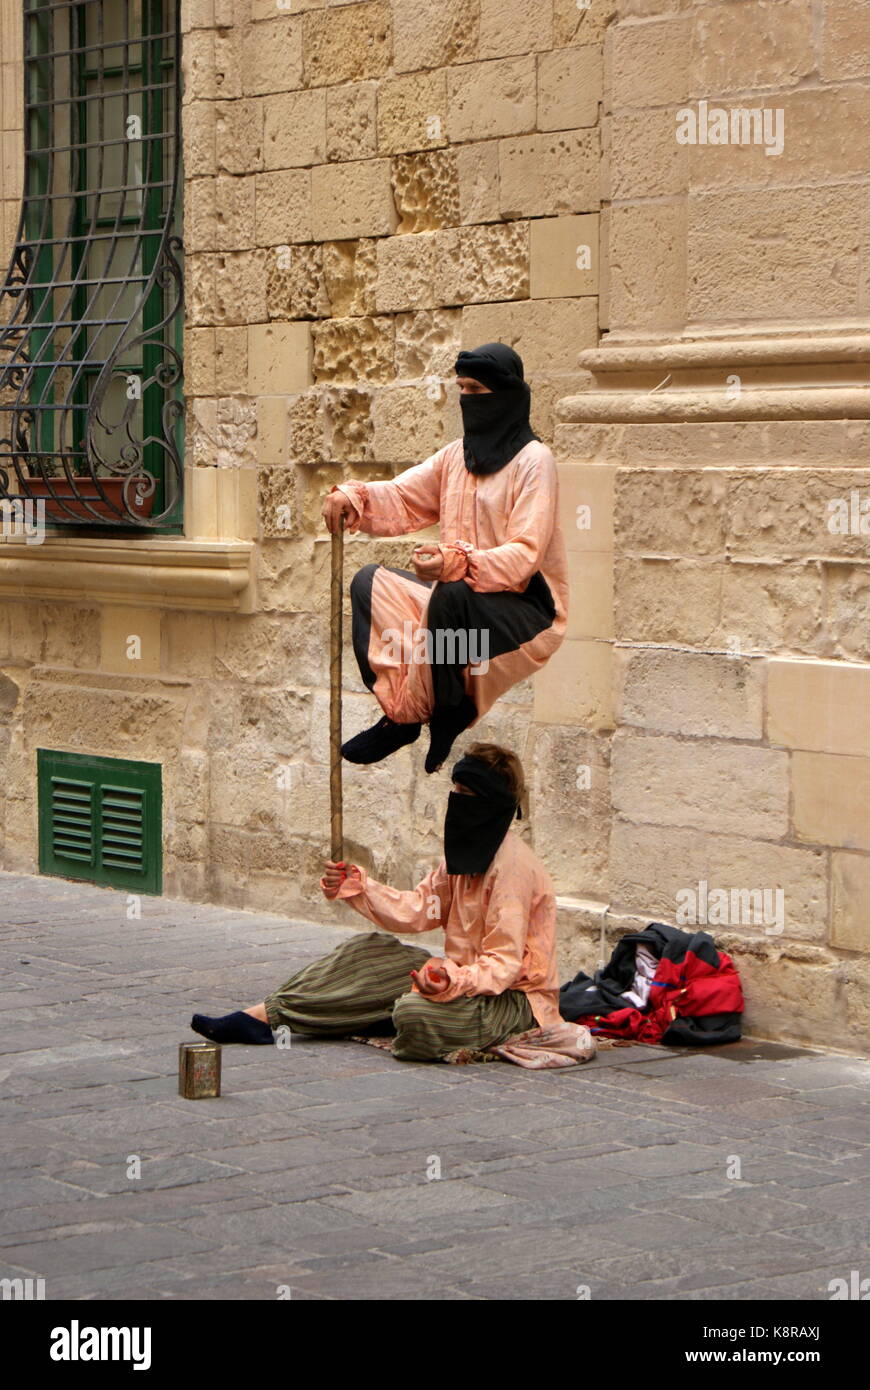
[455,342,538,476]
[443,754,522,876]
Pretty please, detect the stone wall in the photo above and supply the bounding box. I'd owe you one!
[539,0,870,1052]
[0,0,869,1053]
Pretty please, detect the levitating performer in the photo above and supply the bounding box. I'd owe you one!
[190,744,562,1063]
[322,343,569,773]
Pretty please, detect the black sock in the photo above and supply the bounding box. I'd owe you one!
[425,696,477,774]
[190,1011,274,1045]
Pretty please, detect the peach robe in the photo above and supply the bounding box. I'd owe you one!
[328,830,563,1028]
[335,437,569,725]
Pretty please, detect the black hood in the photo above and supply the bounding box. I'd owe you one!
[454,342,538,476]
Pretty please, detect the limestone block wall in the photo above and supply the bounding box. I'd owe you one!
[173,0,607,907]
[540,0,870,1052]
[0,1,607,935]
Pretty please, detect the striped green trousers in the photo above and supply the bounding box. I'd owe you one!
[263,931,535,1062]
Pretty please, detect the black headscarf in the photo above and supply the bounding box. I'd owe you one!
[443,753,522,876]
[454,342,538,476]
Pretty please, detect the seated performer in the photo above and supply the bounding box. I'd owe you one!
[322,342,568,773]
[189,744,562,1063]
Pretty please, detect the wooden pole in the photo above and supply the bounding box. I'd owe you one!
[329,525,344,862]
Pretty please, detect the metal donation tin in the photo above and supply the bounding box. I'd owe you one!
[178,1041,222,1099]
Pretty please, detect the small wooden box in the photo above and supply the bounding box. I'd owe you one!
[178,1041,221,1099]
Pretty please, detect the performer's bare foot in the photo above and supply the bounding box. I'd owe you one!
[425,696,477,774]
[341,714,421,764]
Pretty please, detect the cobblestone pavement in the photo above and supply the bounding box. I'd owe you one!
[1,871,868,1302]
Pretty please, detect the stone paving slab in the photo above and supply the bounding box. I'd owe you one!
[1,869,868,1302]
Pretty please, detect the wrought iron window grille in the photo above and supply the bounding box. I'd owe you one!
[0,0,183,530]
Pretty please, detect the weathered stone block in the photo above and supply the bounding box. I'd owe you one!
[259,465,302,541]
[302,3,392,87]
[322,238,378,316]
[478,0,553,58]
[370,384,451,463]
[611,109,688,200]
[610,821,828,942]
[728,469,870,559]
[456,141,500,225]
[538,43,602,130]
[377,70,447,155]
[499,129,599,218]
[433,221,529,305]
[616,557,720,645]
[311,159,397,240]
[394,308,462,380]
[326,81,377,161]
[618,649,764,741]
[323,387,374,464]
[611,16,690,108]
[613,730,790,840]
[720,562,824,656]
[692,0,814,93]
[184,327,216,397]
[688,187,862,322]
[460,297,597,371]
[532,724,611,896]
[822,0,870,78]
[215,396,257,469]
[553,0,616,46]
[214,326,248,395]
[262,89,327,170]
[609,201,685,330]
[254,169,312,244]
[182,100,217,178]
[241,15,303,96]
[287,389,327,466]
[616,467,727,556]
[826,564,870,664]
[265,243,330,321]
[215,99,264,176]
[446,57,537,141]
[312,316,395,384]
[375,232,437,312]
[161,613,215,682]
[391,150,460,233]
[392,0,480,73]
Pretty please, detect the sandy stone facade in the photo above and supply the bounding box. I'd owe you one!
[0,0,868,1052]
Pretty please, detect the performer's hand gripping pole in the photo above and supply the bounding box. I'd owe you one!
[329,525,344,863]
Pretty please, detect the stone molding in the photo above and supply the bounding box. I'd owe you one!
[0,536,255,612]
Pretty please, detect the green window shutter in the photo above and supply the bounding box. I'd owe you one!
[38,750,162,894]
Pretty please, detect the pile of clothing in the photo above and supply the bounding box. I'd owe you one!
[559,922,744,1046]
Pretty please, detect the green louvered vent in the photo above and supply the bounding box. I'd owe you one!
[50,778,95,866]
[38,751,162,894]
[100,786,146,873]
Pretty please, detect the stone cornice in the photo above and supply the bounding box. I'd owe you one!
[558,386,870,424]
[0,536,255,611]
[578,332,870,374]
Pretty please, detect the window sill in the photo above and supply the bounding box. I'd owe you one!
[0,534,256,612]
